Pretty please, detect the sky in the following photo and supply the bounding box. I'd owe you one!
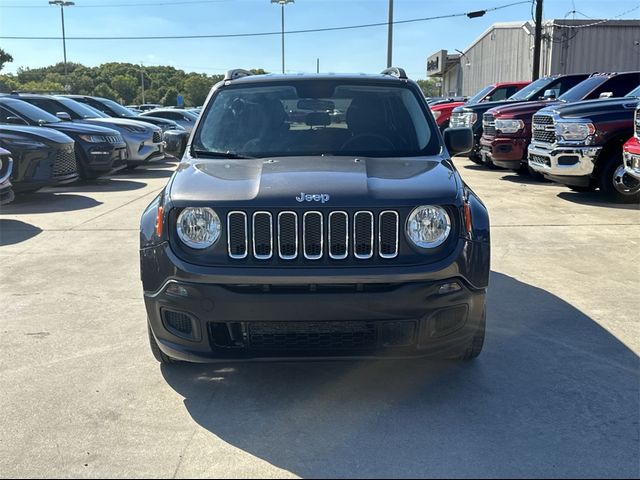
[0,0,638,79]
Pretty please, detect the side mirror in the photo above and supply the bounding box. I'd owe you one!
[56,112,72,121]
[444,127,473,155]
[5,116,27,125]
[599,92,613,99]
[542,89,557,100]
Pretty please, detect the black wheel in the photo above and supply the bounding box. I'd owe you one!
[468,153,483,164]
[568,185,596,193]
[513,163,530,175]
[598,152,640,203]
[148,325,179,365]
[527,165,546,181]
[439,120,450,134]
[75,148,101,180]
[459,308,486,361]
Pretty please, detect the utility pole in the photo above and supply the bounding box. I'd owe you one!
[532,0,544,80]
[49,0,74,90]
[271,0,294,74]
[140,63,146,104]
[386,0,394,68]
[316,58,319,74]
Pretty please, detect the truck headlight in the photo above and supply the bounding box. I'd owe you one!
[176,207,221,249]
[555,122,595,141]
[406,205,451,249]
[495,119,524,134]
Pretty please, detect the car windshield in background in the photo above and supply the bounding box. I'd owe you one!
[625,85,640,97]
[100,98,137,117]
[507,77,550,101]
[5,99,61,124]
[466,85,494,104]
[57,97,109,118]
[558,77,607,102]
[193,82,439,158]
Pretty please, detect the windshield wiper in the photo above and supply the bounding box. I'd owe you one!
[192,149,256,159]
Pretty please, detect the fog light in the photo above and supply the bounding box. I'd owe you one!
[166,283,189,297]
[438,282,462,295]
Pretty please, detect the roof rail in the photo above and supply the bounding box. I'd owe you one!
[224,69,254,81]
[381,67,408,80]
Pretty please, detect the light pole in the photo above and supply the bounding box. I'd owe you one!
[387,0,393,68]
[140,62,146,104]
[271,0,294,74]
[49,0,74,89]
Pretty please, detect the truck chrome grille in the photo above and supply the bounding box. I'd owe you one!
[532,114,556,144]
[227,210,399,262]
[482,113,496,137]
[635,109,639,139]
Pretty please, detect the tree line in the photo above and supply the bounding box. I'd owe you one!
[0,50,439,106]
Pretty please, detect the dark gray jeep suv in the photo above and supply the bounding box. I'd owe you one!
[140,68,490,364]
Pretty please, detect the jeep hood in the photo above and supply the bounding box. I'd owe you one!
[45,121,120,136]
[168,156,460,207]
[0,125,74,144]
[82,117,157,131]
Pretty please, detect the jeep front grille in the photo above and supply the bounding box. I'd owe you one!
[53,147,77,177]
[532,114,556,144]
[227,210,399,261]
[483,113,496,137]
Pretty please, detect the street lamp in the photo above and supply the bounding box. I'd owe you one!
[49,0,74,89]
[271,0,294,74]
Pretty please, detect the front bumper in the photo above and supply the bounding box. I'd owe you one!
[528,142,601,185]
[0,180,14,205]
[480,135,528,168]
[623,138,640,180]
[80,142,128,174]
[141,239,489,362]
[124,135,166,165]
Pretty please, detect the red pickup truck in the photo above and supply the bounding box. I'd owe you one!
[430,81,529,131]
[623,104,640,181]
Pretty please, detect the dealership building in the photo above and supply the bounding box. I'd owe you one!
[427,19,640,96]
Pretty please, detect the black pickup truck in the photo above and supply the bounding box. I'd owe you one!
[450,73,589,163]
[528,85,640,203]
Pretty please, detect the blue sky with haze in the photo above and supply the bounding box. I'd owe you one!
[0,0,638,78]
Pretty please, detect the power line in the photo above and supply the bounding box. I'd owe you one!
[554,4,640,28]
[0,0,231,7]
[0,0,531,40]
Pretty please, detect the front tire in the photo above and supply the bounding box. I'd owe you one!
[148,325,179,365]
[598,152,640,203]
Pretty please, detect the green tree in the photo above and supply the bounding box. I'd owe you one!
[0,49,13,72]
[416,78,441,98]
[184,75,213,107]
[162,87,179,106]
[111,74,138,103]
[93,82,117,99]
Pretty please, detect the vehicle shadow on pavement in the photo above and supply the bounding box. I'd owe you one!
[557,191,640,210]
[120,167,176,179]
[499,173,554,186]
[161,272,639,478]
[0,219,42,246]
[0,192,102,214]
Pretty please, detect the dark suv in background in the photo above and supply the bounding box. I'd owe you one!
[0,97,126,180]
[0,124,78,192]
[11,94,166,169]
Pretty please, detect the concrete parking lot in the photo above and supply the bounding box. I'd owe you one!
[0,158,638,478]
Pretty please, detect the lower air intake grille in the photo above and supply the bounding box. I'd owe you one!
[153,131,163,143]
[248,321,378,350]
[53,147,77,177]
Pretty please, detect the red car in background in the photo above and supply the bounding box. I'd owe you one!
[430,81,529,131]
[623,104,640,181]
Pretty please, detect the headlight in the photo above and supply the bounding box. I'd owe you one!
[176,207,221,249]
[406,205,451,249]
[454,111,477,127]
[495,118,524,134]
[431,110,441,120]
[555,122,595,142]
[2,139,47,149]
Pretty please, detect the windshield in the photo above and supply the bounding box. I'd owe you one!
[57,97,108,118]
[626,85,640,97]
[466,85,494,104]
[193,82,440,158]
[558,77,606,102]
[99,98,136,117]
[5,99,61,124]
[508,77,551,101]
